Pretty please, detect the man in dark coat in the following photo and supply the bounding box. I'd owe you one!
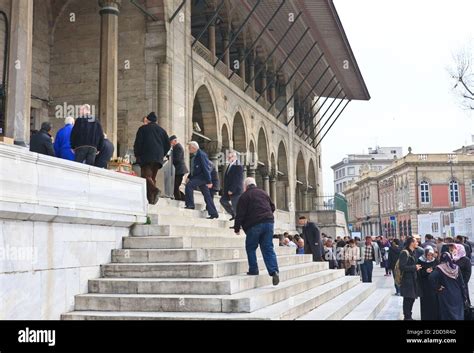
[220,150,244,221]
[133,112,170,204]
[298,216,323,262]
[70,104,104,166]
[184,141,218,219]
[399,237,422,320]
[94,134,114,169]
[234,177,279,285]
[30,122,55,157]
[169,135,188,201]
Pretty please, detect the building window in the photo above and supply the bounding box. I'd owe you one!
[449,180,459,204]
[471,179,474,197]
[341,168,345,177]
[420,181,430,204]
[348,167,355,175]
[408,220,412,236]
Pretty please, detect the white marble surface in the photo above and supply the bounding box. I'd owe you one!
[0,143,148,221]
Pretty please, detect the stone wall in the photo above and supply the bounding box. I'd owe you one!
[0,143,147,320]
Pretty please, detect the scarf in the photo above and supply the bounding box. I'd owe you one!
[453,244,466,261]
[419,246,435,263]
[437,252,459,280]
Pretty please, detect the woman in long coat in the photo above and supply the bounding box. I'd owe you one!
[430,252,467,320]
[399,237,422,320]
[454,244,471,298]
[417,247,439,320]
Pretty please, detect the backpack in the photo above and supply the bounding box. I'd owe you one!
[394,250,409,287]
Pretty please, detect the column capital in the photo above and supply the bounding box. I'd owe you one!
[99,0,121,15]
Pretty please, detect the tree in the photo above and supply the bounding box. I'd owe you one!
[448,46,474,110]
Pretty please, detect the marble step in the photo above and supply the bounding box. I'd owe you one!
[73,269,344,313]
[343,288,392,320]
[112,245,296,263]
[147,206,231,225]
[89,262,328,295]
[132,224,235,237]
[151,214,233,228]
[296,282,374,320]
[62,276,359,320]
[101,254,313,279]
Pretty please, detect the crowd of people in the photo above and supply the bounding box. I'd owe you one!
[277,228,473,321]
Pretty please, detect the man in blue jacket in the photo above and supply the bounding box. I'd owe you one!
[220,150,243,221]
[184,141,218,219]
[54,116,75,161]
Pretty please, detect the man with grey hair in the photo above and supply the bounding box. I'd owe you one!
[54,116,75,161]
[185,141,218,219]
[234,177,279,285]
[71,104,104,166]
[220,150,244,221]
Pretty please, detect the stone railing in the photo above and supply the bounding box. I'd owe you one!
[0,143,148,226]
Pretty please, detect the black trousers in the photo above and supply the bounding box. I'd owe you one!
[174,174,185,201]
[74,146,97,166]
[403,297,416,320]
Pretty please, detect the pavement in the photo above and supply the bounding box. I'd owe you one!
[373,265,474,320]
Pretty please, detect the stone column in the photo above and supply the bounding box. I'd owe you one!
[261,67,267,102]
[269,73,276,104]
[248,50,255,91]
[285,183,291,211]
[99,0,121,156]
[270,176,277,205]
[222,31,230,68]
[208,23,216,58]
[5,0,33,145]
[263,174,270,195]
[247,166,256,179]
[238,47,246,82]
[303,189,309,211]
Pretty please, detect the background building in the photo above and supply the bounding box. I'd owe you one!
[331,146,402,193]
[345,150,474,237]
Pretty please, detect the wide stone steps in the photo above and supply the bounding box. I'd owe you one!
[343,288,391,320]
[88,262,327,295]
[62,276,360,320]
[111,246,296,263]
[72,268,345,314]
[101,254,313,279]
[123,235,265,249]
[296,282,375,320]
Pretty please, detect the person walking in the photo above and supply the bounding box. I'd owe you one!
[324,239,338,269]
[298,216,323,262]
[30,122,55,157]
[421,234,436,249]
[70,104,104,166]
[417,247,439,320]
[133,112,170,205]
[184,141,218,219]
[399,237,422,320]
[168,135,188,201]
[233,177,279,285]
[94,134,114,169]
[359,236,381,283]
[388,238,402,295]
[430,252,468,320]
[220,151,244,221]
[53,116,75,160]
[344,239,359,276]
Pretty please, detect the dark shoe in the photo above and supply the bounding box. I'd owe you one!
[229,217,235,221]
[247,271,259,276]
[207,215,219,219]
[272,272,280,286]
[184,206,195,210]
[152,193,159,205]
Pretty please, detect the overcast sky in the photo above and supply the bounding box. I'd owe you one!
[322,0,474,195]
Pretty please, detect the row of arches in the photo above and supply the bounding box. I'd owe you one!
[192,83,318,211]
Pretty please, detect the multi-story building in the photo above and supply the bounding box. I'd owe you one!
[345,150,474,237]
[331,146,402,193]
[0,0,370,223]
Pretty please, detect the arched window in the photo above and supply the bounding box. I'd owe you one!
[408,220,412,236]
[420,181,430,204]
[449,180,459,204]
[403,220,407,236]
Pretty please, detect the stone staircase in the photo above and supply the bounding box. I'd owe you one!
[62,195,392,320]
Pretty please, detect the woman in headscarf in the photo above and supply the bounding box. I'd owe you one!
[417,246,439,320]
[429,252,467,320]
[453,244,472,293]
